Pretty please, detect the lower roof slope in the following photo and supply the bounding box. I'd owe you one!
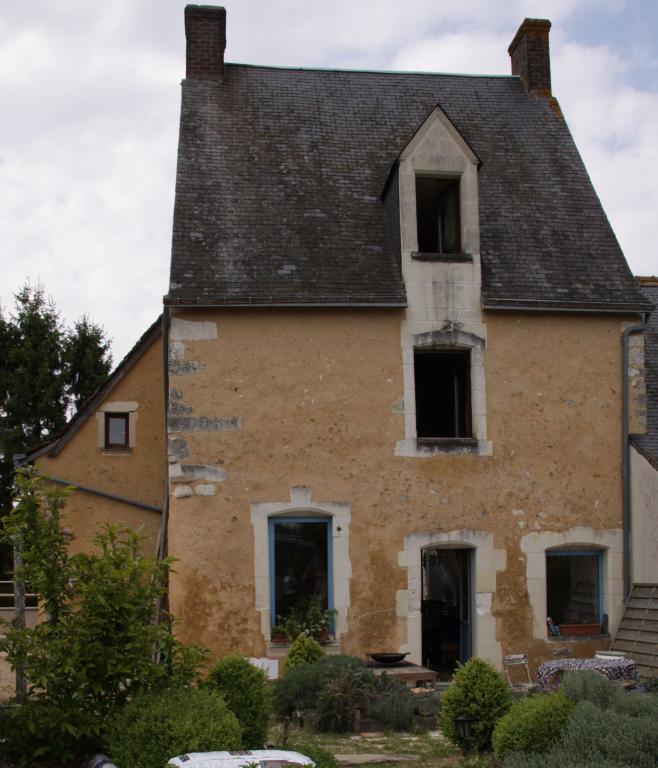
[167,64,650,313]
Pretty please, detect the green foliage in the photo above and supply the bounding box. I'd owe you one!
[0,471,205,762]
[274,654,364,716]
[285,634,325,671]
[492,692,574,759]
[439,657,512,752]
[366,674,416,731]
[102,687,243,768]
[503,684,658,768]
[279,595,336,640]
[206,654,272,748]
[559,669,619,709]
[287,742,339,768]
[0,283,111,518]
[316,666,376,732]
[412,689,442,718]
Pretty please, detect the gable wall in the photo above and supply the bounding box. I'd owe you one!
[35,336,165,556]
[166,308,627,669]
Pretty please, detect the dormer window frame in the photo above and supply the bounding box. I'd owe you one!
[414,173,463,258]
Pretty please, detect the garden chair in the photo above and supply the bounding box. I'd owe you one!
[503,654,537,694]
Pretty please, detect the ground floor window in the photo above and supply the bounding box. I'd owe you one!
[546,550,602,632]
[269,517,332,634]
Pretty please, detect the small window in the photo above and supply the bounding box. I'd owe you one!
[416,176,461,254]
[415,349,471,439]
[546,551,602,634]
[104,413,129,449]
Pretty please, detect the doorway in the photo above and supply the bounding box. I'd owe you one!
[421,547,473,678]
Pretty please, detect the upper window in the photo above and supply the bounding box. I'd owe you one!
[415,176,461,254]
[546,550,602,635]
[415,349,472,440]
[104,412,129,450]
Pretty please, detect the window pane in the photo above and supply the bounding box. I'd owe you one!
[107,415,128,446]
[547,553,600,626]
[415,350,471,438]
[273,521,328,622]
[416,177,460,254]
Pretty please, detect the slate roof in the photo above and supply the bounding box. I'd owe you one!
[631,280,658,468]
[166,64,650,313]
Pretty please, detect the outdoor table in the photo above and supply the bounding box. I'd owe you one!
[536,656,638,690]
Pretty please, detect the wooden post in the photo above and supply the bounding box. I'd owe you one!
[13,535,26,701]
[282,716,290,746]
[353,707,361,734]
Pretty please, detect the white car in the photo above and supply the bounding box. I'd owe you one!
[168,750,316,768]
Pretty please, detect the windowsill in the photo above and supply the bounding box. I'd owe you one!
[267,639,340,657]
[547,633,610,642]
[411,251,473,263]
[101,447,133,455]
[395,437,493,457]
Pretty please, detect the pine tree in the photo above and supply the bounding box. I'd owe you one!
[0,283,113,579]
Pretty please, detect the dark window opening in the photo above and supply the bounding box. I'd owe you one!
[416,176,461,254]
[272,519,329,626]
[105,413,129,449]
[546,551,601,631]
[415,350,471,439]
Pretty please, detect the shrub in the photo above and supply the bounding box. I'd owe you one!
[285,634,324,671]
[316,666,376,732]
[503,692,658,768]
[206,654,272,748]
[274,654,364,717]
[559,670,618,709]
[103,687,242,768]
[366,674,416,731]
[492,692,574,759]
[439,657,512,752]
[412,689,442,718]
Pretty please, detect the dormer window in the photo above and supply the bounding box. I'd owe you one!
[415,176,461,255]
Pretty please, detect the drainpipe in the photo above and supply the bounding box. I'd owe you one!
[621,314,649,599]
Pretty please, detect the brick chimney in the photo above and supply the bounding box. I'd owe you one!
[508,18,552,97]
[185,5,227,82]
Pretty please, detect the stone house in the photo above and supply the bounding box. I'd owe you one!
[30,8,656,676]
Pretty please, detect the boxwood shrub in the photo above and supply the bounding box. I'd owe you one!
[492,692,574,759]
[285,634,324,671]
[102,687,242,768]
[206,654,272,747]
[439,657,512,752]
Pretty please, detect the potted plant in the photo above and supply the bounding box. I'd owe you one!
[270,623,287,643]
[280,597,337,641]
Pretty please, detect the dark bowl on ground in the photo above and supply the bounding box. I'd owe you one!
[368,652,409,665]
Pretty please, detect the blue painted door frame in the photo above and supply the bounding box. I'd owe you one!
[268,516,334,626]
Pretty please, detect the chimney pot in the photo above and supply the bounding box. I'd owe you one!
[185,5,226,82]
[508,18,552,97]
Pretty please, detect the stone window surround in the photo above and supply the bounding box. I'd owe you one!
[397,529,506,669]
[396,328,492,456]
[250,485,351,647]
[97,401,138,452]
[520,527,624,640]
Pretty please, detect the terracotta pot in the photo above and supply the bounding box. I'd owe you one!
[559,623,601,636]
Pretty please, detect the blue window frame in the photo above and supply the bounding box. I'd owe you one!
[546,549,603,630]
[268,517,333,629]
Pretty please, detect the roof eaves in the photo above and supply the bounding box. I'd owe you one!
[483,297,654,314]
[24,316,163,462]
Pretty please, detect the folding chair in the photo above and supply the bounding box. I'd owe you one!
[503,654,537,694]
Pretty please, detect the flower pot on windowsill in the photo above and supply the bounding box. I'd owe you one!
[559,623,601,636]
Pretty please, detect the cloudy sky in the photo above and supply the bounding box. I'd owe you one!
[1,0,657,363]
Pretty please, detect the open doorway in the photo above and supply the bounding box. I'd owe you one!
[421,547,473,678]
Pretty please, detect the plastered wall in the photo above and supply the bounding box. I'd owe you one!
[36,336,165,556]
[166,308,629,668]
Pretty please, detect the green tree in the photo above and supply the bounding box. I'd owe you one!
[0,283,112,580]
[0,468,205,762]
